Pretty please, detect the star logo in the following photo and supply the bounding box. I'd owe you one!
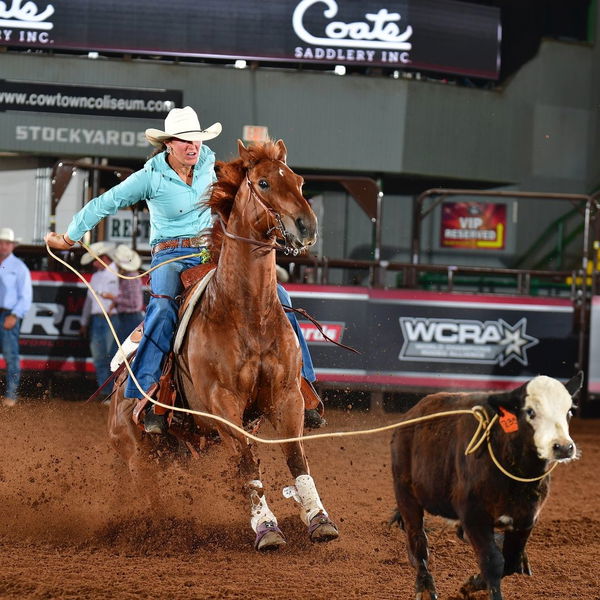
[498,318,538,366]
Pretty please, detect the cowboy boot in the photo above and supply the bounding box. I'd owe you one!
[301,377,327,430]
[141,357,177,435]
[143,405,168,435]
[135,383,169,435]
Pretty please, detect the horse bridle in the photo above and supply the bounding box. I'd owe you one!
[216,170,359,355]
[217,173,308,256]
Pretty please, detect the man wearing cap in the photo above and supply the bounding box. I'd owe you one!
[0,227,32,406]
[80,241,119,389]
[45,105,325,434]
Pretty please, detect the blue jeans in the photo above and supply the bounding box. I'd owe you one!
[89,314,116,388]
[277,285,316,382]
[1,309,21,400]
[125,243,316,398]
[125,245,204,398]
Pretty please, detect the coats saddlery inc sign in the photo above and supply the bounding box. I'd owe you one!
[0,0,500,79]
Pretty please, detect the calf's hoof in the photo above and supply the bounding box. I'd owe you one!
[415,592,438,600]
[416,572,438,600]
[254,521,286,552]
[459,573,487,598]
[308,512,339,543]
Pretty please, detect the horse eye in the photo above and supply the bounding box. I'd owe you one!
[567,408,574,421]
[525,408,536,419]
[258,179,269,190]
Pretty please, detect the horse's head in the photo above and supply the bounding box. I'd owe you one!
[238,139,317,253]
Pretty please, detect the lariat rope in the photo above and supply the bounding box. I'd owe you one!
[45,241,557,483]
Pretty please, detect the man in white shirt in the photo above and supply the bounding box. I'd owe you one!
[0,227,32,406]
[79,241,119,388]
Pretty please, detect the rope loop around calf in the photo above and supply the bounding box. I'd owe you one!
[465,405,557,482]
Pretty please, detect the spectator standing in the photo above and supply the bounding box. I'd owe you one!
[0,227,32,406]
[80,241,118,388]
[112,244,144,344]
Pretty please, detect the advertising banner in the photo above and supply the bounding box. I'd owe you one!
[0,0,501,79]
[440,201,507,250]
[586,295,600,398]
[4,271,93,372]
[0,80,182,119]
[2,278,576,392]
[289,286,578,390]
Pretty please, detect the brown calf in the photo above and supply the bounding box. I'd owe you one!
[390,373,582,600]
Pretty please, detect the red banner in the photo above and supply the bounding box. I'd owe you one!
[440,202,506,250]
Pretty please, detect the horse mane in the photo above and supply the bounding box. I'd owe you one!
[206,140,283,264]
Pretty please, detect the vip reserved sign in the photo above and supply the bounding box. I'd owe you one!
[0,0,501,79]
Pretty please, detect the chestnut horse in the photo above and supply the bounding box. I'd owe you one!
[108,139,338,550]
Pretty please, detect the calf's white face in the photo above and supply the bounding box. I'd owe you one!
[524,376,576,462]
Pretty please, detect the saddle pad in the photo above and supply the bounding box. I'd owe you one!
[173,268,216,354]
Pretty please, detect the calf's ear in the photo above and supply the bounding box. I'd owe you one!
[564,371,584,398]
[487,381,527,414]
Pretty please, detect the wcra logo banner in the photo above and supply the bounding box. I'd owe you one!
[399,317,539,367]
[289,286,577,387]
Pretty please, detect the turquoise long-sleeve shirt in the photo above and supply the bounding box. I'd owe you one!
[67,145,216,246]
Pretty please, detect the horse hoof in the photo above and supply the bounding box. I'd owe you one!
[254,521,286,552]
[308,512,339,543]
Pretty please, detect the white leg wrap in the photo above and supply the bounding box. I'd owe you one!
[283,474,326,525]
[248,480,278,533]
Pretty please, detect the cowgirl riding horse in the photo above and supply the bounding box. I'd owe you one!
[44,106,324,433]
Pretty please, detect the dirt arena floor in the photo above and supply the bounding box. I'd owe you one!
[0,395,599,600]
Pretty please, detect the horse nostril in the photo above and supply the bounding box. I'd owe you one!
[295,217,308,237]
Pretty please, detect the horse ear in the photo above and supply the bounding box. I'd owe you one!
[237,139,252,167]
[275,139,287,164]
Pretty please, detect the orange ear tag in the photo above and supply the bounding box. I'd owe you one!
[498,407,519,433]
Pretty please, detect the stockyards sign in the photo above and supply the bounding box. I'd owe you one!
[0,0,501,79]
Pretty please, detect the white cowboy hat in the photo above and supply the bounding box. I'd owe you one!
[145,106,222,147]
[112,244,141,272]
[0,227,21,244]
[80,241,116,265]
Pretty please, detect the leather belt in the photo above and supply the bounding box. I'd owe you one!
[152,236,208,255]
